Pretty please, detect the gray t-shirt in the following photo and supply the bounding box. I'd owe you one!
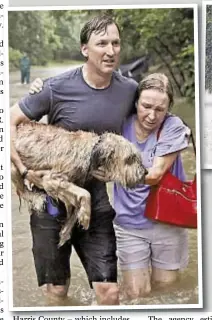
[19,66,138,212]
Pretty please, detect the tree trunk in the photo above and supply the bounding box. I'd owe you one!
[152,46,184,96]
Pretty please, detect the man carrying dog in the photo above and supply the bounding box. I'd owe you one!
[10,14,138,305]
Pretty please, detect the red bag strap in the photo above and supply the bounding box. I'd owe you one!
[189,129,196,157]
[157,114,196,157]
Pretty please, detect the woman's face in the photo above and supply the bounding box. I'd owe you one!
[136,89,170,132]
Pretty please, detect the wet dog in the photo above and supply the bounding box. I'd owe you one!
[11,122,146,246]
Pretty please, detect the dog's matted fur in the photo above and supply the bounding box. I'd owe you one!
[11,122,146,246]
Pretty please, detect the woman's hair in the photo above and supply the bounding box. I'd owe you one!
[137,73,174,110]
[80,14,120,45]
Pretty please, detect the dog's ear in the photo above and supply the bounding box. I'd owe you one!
[91,147,104,169]
[124,154,137,166]
[91,144,115,169]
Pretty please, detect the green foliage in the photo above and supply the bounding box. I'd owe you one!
[113,8,194,99]
[9,8,194,100]
[9,47,22,70]
[9,11,64,66]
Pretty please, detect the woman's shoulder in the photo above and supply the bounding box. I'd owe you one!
[159,114,190,141]
[163,114,186,130]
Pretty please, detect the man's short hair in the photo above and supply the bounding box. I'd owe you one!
[80,14,120,45]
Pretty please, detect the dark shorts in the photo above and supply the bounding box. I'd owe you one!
[30,206,117,288]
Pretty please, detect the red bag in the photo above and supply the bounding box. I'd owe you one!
[144,172,197,228]
[144,119,197,229]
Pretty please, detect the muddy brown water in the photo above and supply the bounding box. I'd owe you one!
[10,65,199,308]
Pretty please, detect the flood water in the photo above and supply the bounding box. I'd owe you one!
[10,65,199,308]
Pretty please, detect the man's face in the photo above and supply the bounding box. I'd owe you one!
[81,23,121,75]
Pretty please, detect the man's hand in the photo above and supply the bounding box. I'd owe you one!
[92,167,112,182]
[29,78,43,94]
[24,169,48,190]
[23,178,34,191]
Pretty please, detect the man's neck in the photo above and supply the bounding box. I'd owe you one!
[82,64,113,89]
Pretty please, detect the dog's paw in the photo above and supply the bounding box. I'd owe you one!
[58,227,71,247]
[77,208,90,230]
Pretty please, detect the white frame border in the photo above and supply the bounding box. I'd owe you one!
[201,1,212,169]
[5,3,202,311]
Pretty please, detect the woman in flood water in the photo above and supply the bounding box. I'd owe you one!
[113,73,191,300]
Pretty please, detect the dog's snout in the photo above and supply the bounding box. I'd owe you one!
[137,164,147,184]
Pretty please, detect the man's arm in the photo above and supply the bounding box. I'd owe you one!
[10,103,31,175]
[11,78,51,177]
[144,152,178,186]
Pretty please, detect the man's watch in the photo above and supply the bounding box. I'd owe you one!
[21,168,28,180]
